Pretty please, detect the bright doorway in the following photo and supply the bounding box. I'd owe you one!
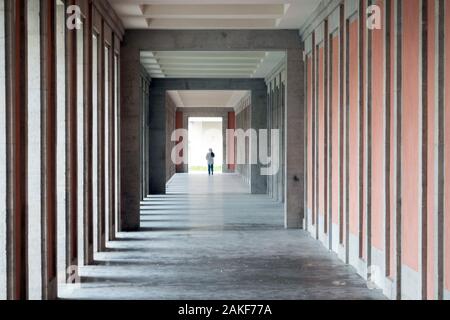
[188,117,223,174]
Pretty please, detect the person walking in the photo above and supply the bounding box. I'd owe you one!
[206,148,215,176]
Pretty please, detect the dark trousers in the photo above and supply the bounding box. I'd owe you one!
[208,164,214,175]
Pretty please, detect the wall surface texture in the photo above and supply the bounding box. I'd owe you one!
[0,0,123,299]
[304,0,450,300]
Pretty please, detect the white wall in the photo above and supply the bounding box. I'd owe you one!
[27,0,43,300]
[0,0,7,300]
[56,0,67,285]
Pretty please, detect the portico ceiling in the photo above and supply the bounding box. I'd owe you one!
[141,51,286,79]
[107,0,320,30]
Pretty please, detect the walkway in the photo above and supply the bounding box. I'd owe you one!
[59,174,385,300]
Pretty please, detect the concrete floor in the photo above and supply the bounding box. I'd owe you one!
[166,173,250,194]
[59,174,386,300]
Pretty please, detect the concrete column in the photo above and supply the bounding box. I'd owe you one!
[55,0,67,293]
[221,114,230,174]
[280,72,287,203]
[267,82,273,198]
[165,96,176,182]
[0,0,6,300]
[273,78,278,198]
[26,0,43,299]
[285,49,305,229]
[120,42,141,231]
[175,111,184,173]
[76,18,85,267]
[83,1,94,264]
[108,42,116,242]
[148,84,167,194]
[144,75,151,198]
[235,107,250,184]
[251,86,268,194]
[97,23,106,251]
[5,0,28,299]
[267,69,287,203]
[227,112,236,172]
[40,0,59,299]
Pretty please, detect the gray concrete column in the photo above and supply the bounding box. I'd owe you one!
[148,86,168,194]
[251,87,268,194]
[120,43,141,231]
[285,49,305,229]
[0,0,7,299]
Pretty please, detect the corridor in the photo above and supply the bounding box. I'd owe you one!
[59,174,384,300]
[2,0,450,301]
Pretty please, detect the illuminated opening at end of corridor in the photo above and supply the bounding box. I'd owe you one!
[188,117,223,174]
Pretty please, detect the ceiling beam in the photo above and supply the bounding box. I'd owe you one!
[164,70,252,75]
[141,50,285,79]
[146,18,276,29]
[144,62,260,68]
[160,73,255,78]
[160,66,257,72]
[152,51,267,59]
[140,4,285,19]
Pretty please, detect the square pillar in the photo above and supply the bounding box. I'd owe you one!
[285,48,305,229]
[120,43,141,231]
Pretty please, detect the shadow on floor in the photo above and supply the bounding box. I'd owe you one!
[59,174,386,300]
